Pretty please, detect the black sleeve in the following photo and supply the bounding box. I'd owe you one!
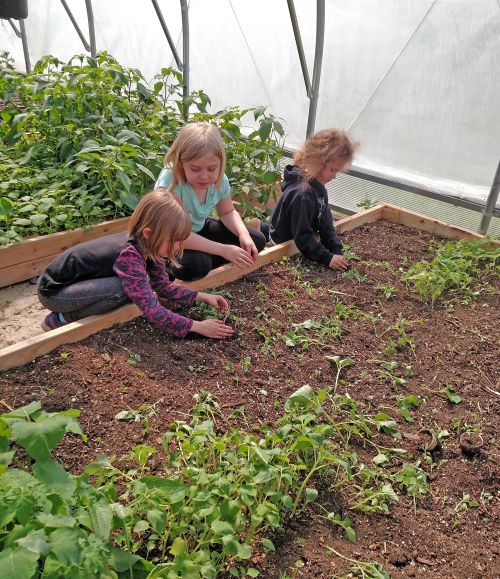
[290,194,334,266]
[319,208,343,255]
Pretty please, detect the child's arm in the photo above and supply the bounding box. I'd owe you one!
[217,196,258,261]
[113,247,196,337]
[319,210,348,271]
[182,231,254,269]
[290,196,335,266]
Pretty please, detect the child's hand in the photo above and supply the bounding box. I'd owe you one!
[223,244,254,268]
[239,232,258,261]
[329,254,349,271]
[190,319,233,339]
[198,292,229,313]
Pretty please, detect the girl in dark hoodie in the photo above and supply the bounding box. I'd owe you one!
[266,129,357,270]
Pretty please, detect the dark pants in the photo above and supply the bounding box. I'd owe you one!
[37,276,130,322]
[172,218,266,281]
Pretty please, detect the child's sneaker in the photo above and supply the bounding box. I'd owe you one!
[41,312,67,331]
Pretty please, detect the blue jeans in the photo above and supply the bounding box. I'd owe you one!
[37,276,130,322]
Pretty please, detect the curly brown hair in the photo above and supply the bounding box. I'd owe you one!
[293,129,358,181]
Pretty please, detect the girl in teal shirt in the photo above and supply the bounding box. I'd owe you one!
[155,122,266,281]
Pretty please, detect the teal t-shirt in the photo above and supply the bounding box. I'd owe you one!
[155,168,231,233]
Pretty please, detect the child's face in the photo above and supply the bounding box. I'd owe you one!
[183,153,221,192]
[158,239,181,259]
[315,158,347,185]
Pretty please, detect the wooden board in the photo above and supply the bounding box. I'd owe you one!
[381,204,483,240]
[0,204,487,372]
[0,217,129,288]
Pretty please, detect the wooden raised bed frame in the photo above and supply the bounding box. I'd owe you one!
[0,217,130,288]
[0,204,485,372]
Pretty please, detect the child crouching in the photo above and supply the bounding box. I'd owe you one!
[37,190,233,339]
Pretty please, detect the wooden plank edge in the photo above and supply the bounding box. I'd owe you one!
[0,217,130,280]
[0,205,413,372]
[0,239,301,372]
[380,203,484,240]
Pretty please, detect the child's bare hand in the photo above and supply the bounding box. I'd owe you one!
[223,245,254,268]
[190,319,233,339]
[329,254,349,271]
[239,233,258,261]
[197,292,229,312]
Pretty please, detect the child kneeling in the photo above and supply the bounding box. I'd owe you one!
[266,129,357,271]
[37,190,233,340]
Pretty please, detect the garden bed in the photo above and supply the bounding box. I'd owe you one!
[1,212,498,577]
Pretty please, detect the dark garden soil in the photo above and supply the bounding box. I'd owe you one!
[1,220,499,578]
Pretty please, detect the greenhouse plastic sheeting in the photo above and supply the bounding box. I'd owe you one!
[1,0,499,206]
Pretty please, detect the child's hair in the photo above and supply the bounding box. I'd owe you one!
[294,129,357,181]
[128,189,191,264]
[165,122,226,191]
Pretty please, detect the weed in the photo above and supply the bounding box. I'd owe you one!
[378,361,407,391]
[376,284,397,300]
[342,269,369,283]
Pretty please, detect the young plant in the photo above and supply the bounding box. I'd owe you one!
[402,237,499,307]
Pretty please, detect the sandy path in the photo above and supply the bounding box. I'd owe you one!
[0,281,47,349]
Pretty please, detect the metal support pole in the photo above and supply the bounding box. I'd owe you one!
[150,0,183,70]
[85,0,96,57]
[287,0,312,97]
[306,0,325,137]
[60,0,90,51]
[479,159,500,235]
[19,18,30,73]
[8,19,21,37]
[180,0,189,120]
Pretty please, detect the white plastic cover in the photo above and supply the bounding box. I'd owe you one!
[1,0,499,205]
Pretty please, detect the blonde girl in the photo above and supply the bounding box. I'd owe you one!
[267,129,357,270]
[155,122,266,281]
[37,190,233,339]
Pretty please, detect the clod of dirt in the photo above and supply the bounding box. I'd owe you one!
[459,432,484,458]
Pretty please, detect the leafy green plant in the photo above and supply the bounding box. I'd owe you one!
[325,355,355,392]
[402,237,500,307]
[0,52,285,244]
[376,284,397,300]
[378,361,407,391]
[0,402,147,578]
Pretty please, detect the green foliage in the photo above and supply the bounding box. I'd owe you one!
[1,384,433,577]
[0,52,284,244]
[0,401,147,578]
[402,237,500,307]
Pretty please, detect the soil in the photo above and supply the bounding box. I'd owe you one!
[0,279,46,348]
[1,220,499,578]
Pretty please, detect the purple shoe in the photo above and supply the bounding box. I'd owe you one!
[41,312,67,331]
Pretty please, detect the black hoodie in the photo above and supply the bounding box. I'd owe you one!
[269,165,343,266]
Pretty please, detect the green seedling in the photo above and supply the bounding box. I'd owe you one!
[325,355,355,392]
[342,269,369,283]
[187,364,206,374]
[376,284,397,300]
[454,492,479,514]
[325,512,356,543]
[396,394,420,422]
[378,361,407,391]
[442,385,462,404]
[240,356,252,373]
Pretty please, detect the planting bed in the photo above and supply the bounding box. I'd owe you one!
[1,220,499,578]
